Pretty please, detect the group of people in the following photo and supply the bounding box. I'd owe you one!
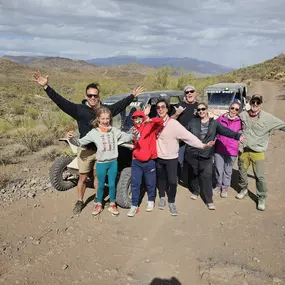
[32,71,285,217]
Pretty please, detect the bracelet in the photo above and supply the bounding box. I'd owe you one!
[43,84,48,90]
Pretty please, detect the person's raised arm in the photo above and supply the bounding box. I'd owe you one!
[175,121,212,149]
[268,114,285,132]
[78,130,96,146]
[171,105,186,120]
[216,121,241,140]
[33,70,79,119]
[108,86,144,117]
[115,128,134,145]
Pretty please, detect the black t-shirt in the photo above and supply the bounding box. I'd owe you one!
[175,101,198,127]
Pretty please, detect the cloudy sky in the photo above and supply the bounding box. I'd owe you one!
[1,0,284,68]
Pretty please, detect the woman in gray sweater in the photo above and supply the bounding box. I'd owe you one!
[78,107,133,216]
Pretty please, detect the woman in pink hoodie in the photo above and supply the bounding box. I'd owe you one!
[213,102,242,198]
[155,99,214,216]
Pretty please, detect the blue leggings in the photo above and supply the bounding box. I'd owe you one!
[96,160,118,203]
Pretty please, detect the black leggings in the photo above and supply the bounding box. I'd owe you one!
[156,158,178,203]
[185,156,213,204]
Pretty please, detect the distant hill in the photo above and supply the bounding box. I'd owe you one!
[231,53,285,81]
[2,55,154,76]
[4,56,94,71]
[87,56,233,75]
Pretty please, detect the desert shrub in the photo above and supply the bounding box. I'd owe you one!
[23,94,33,104]
[0,118,13,133]
[12,104,25,115]
[143,67,171,90]
[0,143,29,165]
[15,117,37,129]
[39,145,62,161]
[176,73,196,90]
[40,111,75,132]
[16,126,57,152]
[0,165,10,188]
[25,106,40,120]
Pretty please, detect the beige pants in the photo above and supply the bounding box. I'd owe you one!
[77,147,96,174]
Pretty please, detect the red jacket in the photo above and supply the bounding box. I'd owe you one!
[131,110,163,162]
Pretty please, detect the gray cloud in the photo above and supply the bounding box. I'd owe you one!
[0,0,284,67]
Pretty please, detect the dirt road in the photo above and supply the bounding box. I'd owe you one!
[1,81,285,285]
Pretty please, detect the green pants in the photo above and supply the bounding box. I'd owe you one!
[238,150,267,199]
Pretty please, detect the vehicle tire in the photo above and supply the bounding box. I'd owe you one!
[116,167,132,208]
[50,156,78,191]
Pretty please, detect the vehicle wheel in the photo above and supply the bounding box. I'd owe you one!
[50,156,78,191]
[116,167,132,208]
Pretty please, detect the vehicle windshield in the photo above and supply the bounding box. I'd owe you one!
[207,91,235,106]
[111,101,144,130]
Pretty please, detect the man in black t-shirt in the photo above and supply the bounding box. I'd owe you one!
[172,85,198,181]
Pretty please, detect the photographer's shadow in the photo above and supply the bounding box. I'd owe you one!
[149,277,182,285]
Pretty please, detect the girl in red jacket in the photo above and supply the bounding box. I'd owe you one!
[127,109,164,217]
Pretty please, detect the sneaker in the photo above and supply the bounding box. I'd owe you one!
[127,206,139,217]
[207,203,216,210]
[73,200,84,215]
[146,201,155,212]
[158,197,166,210]
[213,187,221,196]
[220,188,228,198]
[108,203,119,216]
[190,193,198,200]
[169,203,178,216]
[257,199,266,211]
[92,203,102,216]
[235,189,248,200]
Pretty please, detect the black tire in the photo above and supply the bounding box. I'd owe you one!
[116,167,132,208]
[50,156,78,191]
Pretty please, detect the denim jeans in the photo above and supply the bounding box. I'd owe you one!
[131,159,156,206]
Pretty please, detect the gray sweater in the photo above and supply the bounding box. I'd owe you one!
[240,110,285,152]
[79,127,133,162]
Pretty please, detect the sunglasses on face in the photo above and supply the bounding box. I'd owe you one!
[156,105,167,110]
[251,100,261,105]
[230,107,240,111]
[86,94,99,98]
[185,90,195,94]
[197,108,207,112]
[132,116,143,120]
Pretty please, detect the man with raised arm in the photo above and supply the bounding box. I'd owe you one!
[236,94,285,211]
[33,70,144,215]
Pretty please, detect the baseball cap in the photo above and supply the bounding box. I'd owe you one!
[250,94,263,103]
[184,85,195,92]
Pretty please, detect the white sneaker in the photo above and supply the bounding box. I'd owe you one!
[190,193,198,200]
[257,199,266,211]
[207,203,216,210]
[146,201,155,212]
[235,189,248,200]
[127,206,138,217]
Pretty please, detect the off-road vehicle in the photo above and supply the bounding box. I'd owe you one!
[50,90,184,208]
[203,83,249,118]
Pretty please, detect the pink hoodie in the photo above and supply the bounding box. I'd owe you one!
[215,114,242,156]
[156,118,204,159]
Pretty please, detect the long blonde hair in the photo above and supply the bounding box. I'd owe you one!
[91,107,113,128]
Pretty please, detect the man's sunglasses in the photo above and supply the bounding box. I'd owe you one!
[251,100,261,105]
[86,94,99,98]
[156,105,166,110]
[185,90,195,94]
[230,107,240,111]
[132,116,143,120]
[197,108,207,112]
